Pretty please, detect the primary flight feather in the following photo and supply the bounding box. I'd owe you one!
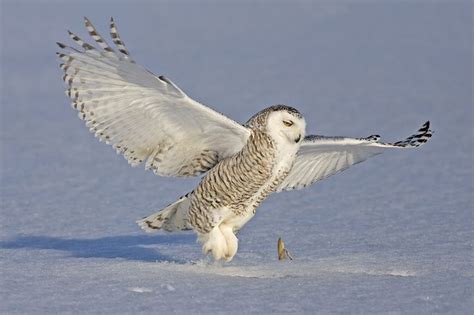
[57,18,432,261]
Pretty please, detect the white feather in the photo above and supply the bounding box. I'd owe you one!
[58,19,250,177]
[277,121,433,191]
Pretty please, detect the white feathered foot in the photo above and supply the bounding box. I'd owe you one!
[198,225,238,262]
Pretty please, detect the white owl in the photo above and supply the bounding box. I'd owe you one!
[57,18,433,261]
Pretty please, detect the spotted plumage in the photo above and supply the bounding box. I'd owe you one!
[57,18,433,261]
[188,128,278,234]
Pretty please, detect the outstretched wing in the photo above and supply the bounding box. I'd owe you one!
[57,17,250,177]
[277,121,433,191]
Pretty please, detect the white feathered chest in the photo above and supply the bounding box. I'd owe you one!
[187,129,296,233]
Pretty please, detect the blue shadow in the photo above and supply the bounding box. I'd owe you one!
[0,233,195,264]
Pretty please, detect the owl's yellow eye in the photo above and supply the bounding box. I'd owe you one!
[283,120,294,127]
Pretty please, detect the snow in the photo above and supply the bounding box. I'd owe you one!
[1,1,472,313]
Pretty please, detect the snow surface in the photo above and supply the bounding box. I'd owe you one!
[1,1,472,313]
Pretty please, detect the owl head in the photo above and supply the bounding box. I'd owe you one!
[246,105,306,146]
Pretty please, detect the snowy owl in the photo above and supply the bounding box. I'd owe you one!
[57,18,433,261]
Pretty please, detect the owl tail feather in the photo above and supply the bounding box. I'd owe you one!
[137,194,192,233]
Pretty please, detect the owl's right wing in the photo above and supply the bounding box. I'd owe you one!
[277,121,432,191]
[57,18,250,177]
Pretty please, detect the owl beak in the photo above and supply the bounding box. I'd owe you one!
[295,134,302,143]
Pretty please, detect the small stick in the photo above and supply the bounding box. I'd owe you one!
[277,238,294,261]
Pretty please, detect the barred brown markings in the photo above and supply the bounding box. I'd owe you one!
[419,122,429,132]
[84,17,115,53]
[186,123,280,233]
[109,18,132,59]
[67,30,95,51]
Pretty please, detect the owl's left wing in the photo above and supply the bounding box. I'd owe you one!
[277,121,432,192]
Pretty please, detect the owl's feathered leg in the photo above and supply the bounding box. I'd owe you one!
[198,227,228,261]
[220,225,238,262]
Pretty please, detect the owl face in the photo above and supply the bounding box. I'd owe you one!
[266,108,306,146]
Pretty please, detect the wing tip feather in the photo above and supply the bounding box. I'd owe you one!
[389,120,433,148]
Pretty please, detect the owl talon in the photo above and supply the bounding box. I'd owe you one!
[220,225,238,262]
[199,227,228,261]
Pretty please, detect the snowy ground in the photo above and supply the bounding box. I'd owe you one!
[1,1,472,313]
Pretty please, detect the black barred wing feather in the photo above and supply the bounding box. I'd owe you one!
[57,18,250,177]
[277,121,432,191]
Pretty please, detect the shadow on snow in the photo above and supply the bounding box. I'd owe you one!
[0,233,195,264]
